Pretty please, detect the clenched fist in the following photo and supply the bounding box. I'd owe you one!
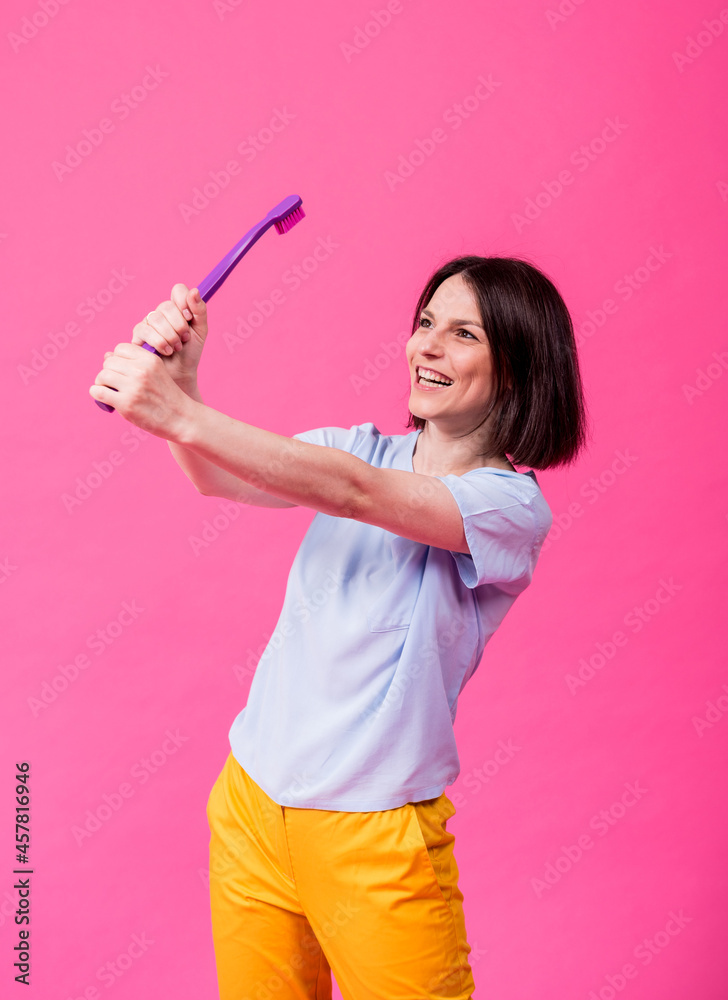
[89,282,209,436]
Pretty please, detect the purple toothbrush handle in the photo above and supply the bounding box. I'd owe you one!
[95,194,304,413]
[94,341,160,412]
[196,194,303,301]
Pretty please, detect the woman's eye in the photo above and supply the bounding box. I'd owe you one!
[418,318,476,339]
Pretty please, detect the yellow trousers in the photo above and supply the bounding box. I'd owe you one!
[206,751,475,999]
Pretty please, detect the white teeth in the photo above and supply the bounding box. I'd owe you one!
[418,367,453,385]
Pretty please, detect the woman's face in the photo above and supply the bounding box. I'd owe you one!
[406,273,496,428]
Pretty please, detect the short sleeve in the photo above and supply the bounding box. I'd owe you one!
[436,470,549,592]
[292,422,381,462]
[292,426,352,448]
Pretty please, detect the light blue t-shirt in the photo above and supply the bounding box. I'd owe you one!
[228,422,553,811]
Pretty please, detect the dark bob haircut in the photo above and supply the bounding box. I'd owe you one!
[405,255,590,470]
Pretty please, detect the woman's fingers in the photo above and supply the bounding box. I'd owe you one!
[95,361,125,390]
[99,346,136,374]
[171,283,193,322]
[132,299,191,355]
[185,286,208,337]
[132,316,174,355]
[99,342,166,387]
[153,300,191,347]
[126,284,205,367]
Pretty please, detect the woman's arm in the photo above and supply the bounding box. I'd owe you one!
[172,401,469,551]
[167,379,297,508]
[94,339,469,547]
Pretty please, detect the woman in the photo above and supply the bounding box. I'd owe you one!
[91,254,589,999]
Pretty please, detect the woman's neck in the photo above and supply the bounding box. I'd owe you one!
[412,424,516,476]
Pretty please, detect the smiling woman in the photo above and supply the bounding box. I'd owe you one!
[93,254,589,999]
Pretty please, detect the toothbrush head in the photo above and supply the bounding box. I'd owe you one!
[271,194,306,234]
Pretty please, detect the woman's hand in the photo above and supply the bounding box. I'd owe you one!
[133,283,208,389]
[89,342,197,441]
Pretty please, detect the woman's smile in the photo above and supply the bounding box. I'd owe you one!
[415,365,455,390]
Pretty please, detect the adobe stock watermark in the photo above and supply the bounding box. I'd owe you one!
[221,235,339,354]
[52,67,169,181]
[188,499,243,556]
[384,74,502,191]
[178,108,296,223]
[0,557,19,585]
[61,425,153,514]
[352,270,469,394]
[672,10,728,72]
[71,729,190,846]
[212,0,245,20]
[512,117,628,233]
[681,347,728,404]
[357,654,432,729]
[8,0,72,54]
[192,431,327,534]
[63,931,154,998]
[540,448,638,553]
[352,254,469,391]
[401,469,451,517]
[17,266,135,386]
[564,577,683,693]
[27,600,145,717]
[199,829,251,888]
[201,769,286,886]
[452,738,522,806]
[281,757,340,804]
[233,568,346,684]
[425,941,487,998]
[692,682,728,737]
[531,779,648,897]
[545,0,589,30]
[340,1,405,62]
[349,329,410,395]
[587,909,693,999]
[574,246,673,349]
[359,607,472,730]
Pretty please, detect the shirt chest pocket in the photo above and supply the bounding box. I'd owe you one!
[365,536,427,632]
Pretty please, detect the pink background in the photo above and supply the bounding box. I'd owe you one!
[1,0,726,997]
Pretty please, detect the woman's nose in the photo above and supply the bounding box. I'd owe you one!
[420,326,442,349]
[420,329,445,352]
